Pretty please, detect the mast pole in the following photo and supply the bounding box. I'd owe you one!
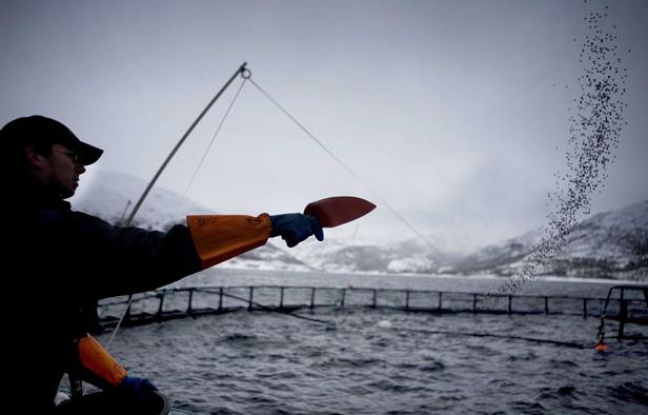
[122,62,249,226]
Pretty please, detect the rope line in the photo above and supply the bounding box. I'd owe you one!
[200,288,335,326]
[391,327,589,349]
[105,298,132,351]
[168,408,205,415]
[173,77,249,217]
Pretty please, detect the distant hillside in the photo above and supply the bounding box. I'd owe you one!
[72,169,314,272]
[290,200,648,281]
[446,200,648,281]
[72,170,648,282]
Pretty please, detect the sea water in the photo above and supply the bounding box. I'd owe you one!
[93,269,647,415]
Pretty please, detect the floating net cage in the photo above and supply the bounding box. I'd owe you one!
[97,284,648,340]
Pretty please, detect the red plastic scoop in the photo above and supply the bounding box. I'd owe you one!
[303,196,376,228]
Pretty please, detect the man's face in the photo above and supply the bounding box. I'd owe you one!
[42,143,87,198]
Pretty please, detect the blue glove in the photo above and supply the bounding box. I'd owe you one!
[118,375,158,400]
[269,213,324,248]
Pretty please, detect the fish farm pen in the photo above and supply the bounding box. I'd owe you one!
[96,284,648,340]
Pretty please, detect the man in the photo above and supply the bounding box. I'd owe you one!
[1,115,324,413]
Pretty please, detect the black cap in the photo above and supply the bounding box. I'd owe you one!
[0,115,103,165]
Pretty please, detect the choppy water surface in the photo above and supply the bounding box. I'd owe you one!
[96,270,647,415]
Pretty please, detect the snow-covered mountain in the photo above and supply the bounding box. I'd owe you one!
[72,170,648,281]
[71,169,315,272]
[452,200,648,281]
[288,199,647,281]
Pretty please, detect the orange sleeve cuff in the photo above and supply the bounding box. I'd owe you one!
[77,334,127,387]
[186,213,272,269]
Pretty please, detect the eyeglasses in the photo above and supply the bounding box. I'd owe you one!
[52,150,80,163]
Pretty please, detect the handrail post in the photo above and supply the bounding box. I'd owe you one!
[156,291,165,320]
[618,299,627,339]
[618,288,627,339]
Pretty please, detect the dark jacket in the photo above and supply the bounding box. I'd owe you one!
[4,177,203,413]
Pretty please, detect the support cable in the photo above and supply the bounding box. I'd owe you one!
[172,76,249,216]
[247,78,446,259]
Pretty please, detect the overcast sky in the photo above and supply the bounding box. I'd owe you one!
[2,0,647,252]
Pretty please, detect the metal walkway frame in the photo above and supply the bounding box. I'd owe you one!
[96,284,648,339]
